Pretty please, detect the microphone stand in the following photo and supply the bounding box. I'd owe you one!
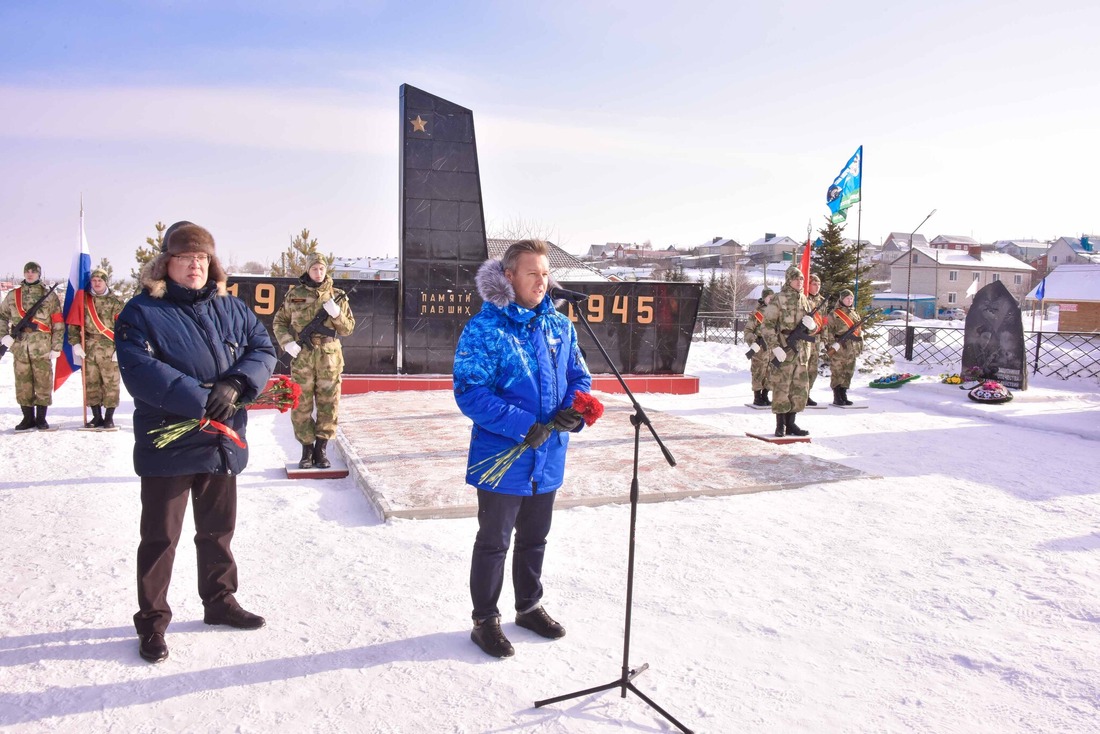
[535,298,692,734]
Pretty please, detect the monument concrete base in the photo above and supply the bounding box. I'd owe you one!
[335,391,865,521]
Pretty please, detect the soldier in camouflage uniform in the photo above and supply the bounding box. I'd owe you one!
[0,262,65,430]
[69,268,126,428]
[804,274,828,406]
[273,253,355,469]
[825,289,862,406]
[762,266,819,437]
[744,287,774,406]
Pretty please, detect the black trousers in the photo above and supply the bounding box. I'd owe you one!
[470,488,556,621]
[134,474,238,636]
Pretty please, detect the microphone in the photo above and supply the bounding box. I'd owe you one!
[549,286,589,302]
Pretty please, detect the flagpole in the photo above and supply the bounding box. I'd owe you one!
[79,203,89,428]
[854,199,863,305]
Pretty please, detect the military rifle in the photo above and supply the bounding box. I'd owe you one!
[770,299,827,368]
[0,284,58,361]
[279,282,357,365]
[826,308,882,356]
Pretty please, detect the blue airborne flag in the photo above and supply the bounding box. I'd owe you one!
[826,146,862,224]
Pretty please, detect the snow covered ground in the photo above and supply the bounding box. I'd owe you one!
[1,343,1098,733]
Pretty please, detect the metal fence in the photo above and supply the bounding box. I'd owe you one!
[694,314,1100,381]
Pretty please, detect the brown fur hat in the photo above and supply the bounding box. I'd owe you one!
[141,222,227,298]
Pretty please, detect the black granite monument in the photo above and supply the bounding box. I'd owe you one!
[229,85,701,378]
[961,280,1027,389]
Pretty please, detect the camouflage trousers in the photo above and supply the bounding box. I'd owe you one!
[9,332,55,406]
[750,351,771,391]
[807,340,821,390]
[828,342,860,388]
[289,342,344,443]
[770,343,811,414]
[81,339,121,407]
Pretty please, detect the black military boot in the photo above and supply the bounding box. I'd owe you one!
[752,390,767,406]
[298,443,313,469]
[774,412,786,438]
[841,387,853,406]
[313,438,331,469]
[763,390,772,405]
[86,405,104,428]
[832,387,845,406]
[785,412,809,437]
[102,407,116,429]
[34,405,49,431]
[806,395,817,407]
[15,406,36,431]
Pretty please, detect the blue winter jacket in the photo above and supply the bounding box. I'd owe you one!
[453,260,592,496]
[116,277,276,477]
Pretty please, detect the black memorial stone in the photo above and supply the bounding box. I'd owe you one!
[399,84,488,374]
[962,280,1027,389]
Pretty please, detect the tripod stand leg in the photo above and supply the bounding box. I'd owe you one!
[535,678,621,708]
[626,682,694,733]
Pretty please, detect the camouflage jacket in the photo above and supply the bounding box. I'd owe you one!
[0,280,64,350]
[826,304,864,358]
[272,275,355,347]
[743,308,767,349]
[68,290,126,347]
[762,284,816,356]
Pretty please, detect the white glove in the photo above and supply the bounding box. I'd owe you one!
[1,335,13,349]
[50,350,62,362]
[772,347,786,362]
[322,299,341,318]
[284,341,302,359]
[802,315,816,330]
[72,344,86,360]
[831,342,841,352]
[749,342,761,353]
[112,351,118,362]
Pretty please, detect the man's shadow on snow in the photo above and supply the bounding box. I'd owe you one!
[0,624,490,726]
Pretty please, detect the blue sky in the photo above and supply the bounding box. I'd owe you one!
[2,0,1098,279]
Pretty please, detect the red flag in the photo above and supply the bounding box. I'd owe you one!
[799,240,812,295]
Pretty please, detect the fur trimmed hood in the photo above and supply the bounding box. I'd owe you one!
[140,253,228,299]
[474,258,562,309]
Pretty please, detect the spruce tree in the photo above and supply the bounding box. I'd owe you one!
[811,218,873,313]
[129,221,165,296]
[270,228,328,276]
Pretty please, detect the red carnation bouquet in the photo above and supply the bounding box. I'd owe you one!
[468,390,605,489]
[148,375,302,449]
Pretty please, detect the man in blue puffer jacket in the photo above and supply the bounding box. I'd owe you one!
[116,221,276,664]
[454,239,592,658]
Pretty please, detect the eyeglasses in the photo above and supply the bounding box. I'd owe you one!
[172,254,209,264]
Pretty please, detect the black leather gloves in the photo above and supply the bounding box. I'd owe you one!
[205,376,245,423]
[523,422,553,449]
[551,407,583,432]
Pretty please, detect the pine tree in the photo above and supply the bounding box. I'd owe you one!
[96,257,113,281]
[129,221,165,296]
[270,228,328,276]
[811,218,873,313]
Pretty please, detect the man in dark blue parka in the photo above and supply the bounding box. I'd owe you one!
[116,222,276,663]
[454,239,592,658]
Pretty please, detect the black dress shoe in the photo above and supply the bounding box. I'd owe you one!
[471,616,514,658]
[139,632,169,663]
[204,605,266,630]
[515,606,566,639]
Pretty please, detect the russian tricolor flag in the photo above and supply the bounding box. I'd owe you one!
[54,208,93,390]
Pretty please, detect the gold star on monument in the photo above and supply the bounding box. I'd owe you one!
[410,115,428,133]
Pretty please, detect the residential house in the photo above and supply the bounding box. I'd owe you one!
[993,239,1050,262]
[1025,263,1100,332]
[888,245,1035,312]
[881,232,929,258]
[331,256,399,280]
[1047,236,1100,268]
[746,234,801,263]
[928,234,982,251]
